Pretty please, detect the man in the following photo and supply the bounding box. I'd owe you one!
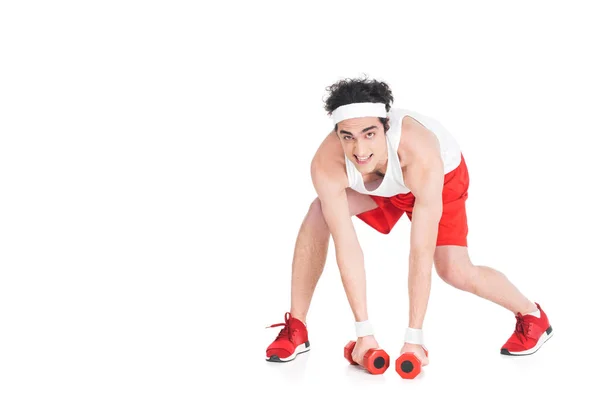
[265,76,552,368]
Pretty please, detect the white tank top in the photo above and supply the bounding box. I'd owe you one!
[344,108,462,197]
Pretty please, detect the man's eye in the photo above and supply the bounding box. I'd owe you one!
[344,136,352,140]
[366,132,375,138]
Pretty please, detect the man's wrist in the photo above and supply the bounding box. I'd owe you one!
[355,320,374,337]
[404,327,424,345]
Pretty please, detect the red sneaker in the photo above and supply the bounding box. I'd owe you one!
[500,302,553,356]
[265,312,310,362]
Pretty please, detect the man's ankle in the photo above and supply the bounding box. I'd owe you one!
[290,312,307,326]
[517,301,539,316]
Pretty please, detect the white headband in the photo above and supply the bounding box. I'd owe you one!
[330,102,388,124]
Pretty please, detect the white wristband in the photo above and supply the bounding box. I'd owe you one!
[404,327,424,345]
[355,320,374,337]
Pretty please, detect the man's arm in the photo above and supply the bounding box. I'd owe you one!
[402,124,445,332]
[310,158,369,323]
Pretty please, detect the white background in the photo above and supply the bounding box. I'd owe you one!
[1,1,598,399]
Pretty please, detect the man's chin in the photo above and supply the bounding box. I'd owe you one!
[355,164,374,174]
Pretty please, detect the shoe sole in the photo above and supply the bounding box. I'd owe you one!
[266,341,310,362]
[500,326,553,356]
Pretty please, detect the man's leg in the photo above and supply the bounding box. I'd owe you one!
[433,245,553,355]
[433,245,537,314]
[427,154,552,355]
[290,189,379,324]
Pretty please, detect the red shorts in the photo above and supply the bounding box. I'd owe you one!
[356,153,470,247]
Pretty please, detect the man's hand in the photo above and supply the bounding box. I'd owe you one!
[400,342,429,366]
[352,335,380,366]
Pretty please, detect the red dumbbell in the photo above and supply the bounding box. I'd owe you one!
[395,347,429,379]
[344,340,390,375]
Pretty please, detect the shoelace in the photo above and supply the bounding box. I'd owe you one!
[266,312,292,341]
[514,313,531,343]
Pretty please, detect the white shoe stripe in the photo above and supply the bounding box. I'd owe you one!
[504,328,553,355]
[266,342,310,362]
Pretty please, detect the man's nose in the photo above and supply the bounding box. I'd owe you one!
[355,139,368,155]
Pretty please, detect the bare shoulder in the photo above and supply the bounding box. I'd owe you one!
[398,115,442,167]
[310,130,348,194]
[398,115,444,193]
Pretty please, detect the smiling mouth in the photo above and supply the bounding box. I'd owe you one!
[355,154,373,165]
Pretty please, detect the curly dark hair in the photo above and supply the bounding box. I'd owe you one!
[323,74,394,131]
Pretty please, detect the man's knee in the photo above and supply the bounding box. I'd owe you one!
[434,258,457,285]
[434,257,473,291]
[309,197,322,215]
[307,197,327,226]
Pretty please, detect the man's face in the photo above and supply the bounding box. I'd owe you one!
[337,117,387,174]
